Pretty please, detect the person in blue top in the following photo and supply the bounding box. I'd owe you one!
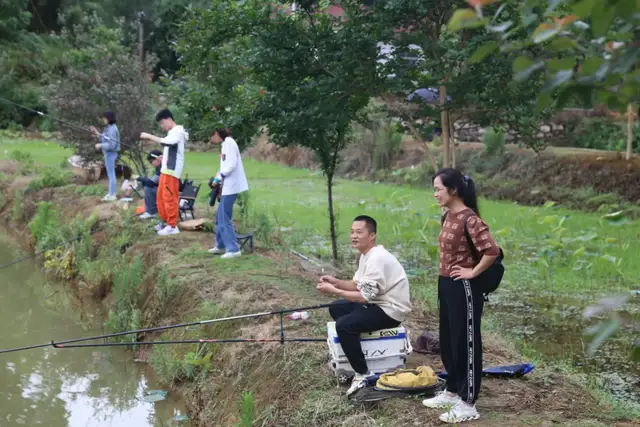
[90,111,121,202]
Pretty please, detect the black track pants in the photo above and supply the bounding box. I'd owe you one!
[438,276,484,404]
[329,299,400,375]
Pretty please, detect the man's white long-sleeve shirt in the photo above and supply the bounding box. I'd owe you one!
[218,136,249,196]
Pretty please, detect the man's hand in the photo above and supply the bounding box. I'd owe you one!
[95,143,102,150]
[140,132,152,140]
[316,281,338,295]
[320,275,337,285]
[132,174,140,181]
[450,266,477,280]
[89,126,99,136]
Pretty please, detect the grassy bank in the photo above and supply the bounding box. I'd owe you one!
[1,134,638,426]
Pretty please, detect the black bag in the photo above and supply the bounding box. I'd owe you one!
[441,211,505,299]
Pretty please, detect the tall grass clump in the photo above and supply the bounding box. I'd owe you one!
[105,254,144,337]
[25,166,71,192]
[235,392,256,427]
[483,126,506,156]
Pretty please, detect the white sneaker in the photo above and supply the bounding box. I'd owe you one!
[157,226,180,236]
[139,212,155,220]
[439,402,480,423]
[422,391,462,409]
[221,251,241,259]
[102,194,116,202]
[154,222,166,232]
[346,372,372,397]
[208,247,225,255]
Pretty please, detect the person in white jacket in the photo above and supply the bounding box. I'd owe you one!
[208,128,249,259]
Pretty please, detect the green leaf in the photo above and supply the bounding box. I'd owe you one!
[573,246,586,257]
[513,55,534,73]
[487,21,513,32]
[602,210,625,221]
[591,1,615,37]
[545,69,574,89]
[533,23,561,43]
[469,42,499,64]
[548,37,578,51]
[513,57,545,81]
[545,0,564,15]
[535,93,553,112]
[572,0,598,18]
[546,58,577,72]
[586,317,621,356]
[448,9,482,31]
[615,0,638,20]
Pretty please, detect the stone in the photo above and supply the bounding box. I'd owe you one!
[540,125,551,133]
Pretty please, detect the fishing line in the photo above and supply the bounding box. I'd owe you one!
[0,96,138,149]
[0,301,346,354]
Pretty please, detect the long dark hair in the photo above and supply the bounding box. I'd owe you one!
[433,168,480,216]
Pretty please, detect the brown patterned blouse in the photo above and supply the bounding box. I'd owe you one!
[438,208,500,277]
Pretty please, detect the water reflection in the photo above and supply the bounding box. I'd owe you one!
[0,235,189,426]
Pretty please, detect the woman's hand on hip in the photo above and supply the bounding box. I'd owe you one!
[450,266,477,280]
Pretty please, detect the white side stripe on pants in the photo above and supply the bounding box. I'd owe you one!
[463,279,475,404]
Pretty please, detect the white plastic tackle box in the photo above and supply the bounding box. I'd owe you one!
[326,321,413,383]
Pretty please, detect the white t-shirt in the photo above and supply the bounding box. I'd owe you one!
[219,137,249,196]
[354,245,412,322]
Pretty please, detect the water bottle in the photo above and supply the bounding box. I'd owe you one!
[288,311,310,320]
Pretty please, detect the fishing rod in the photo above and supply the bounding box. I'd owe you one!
[0,96,138,150]
[52,337,326,349]
[0,301,343,354]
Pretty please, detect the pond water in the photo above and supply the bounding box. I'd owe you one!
[0,234,190,426]
[491,290,640,404]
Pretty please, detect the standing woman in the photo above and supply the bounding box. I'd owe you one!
[90,111,121,202]
[208,128,249,259]
[422,168,501,424]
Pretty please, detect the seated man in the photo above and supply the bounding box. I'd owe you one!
[317,215,412,397]
[137,150,162,220]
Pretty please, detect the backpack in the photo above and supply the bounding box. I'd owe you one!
[441,211,505,300]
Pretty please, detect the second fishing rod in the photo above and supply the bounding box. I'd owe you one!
[0,301,347,354]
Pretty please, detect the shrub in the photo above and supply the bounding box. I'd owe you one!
[8,149,35,175]
[483,127,506,156]
[25,167,71,192]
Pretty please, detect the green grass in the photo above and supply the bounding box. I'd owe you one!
[180,153,640,297]
[0,135,71,167]
[2,135,638,298]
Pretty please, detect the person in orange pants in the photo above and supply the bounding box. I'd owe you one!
[140,109,189,236]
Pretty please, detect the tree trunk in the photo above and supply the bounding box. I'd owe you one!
[627,103,633,161]
[326,171,339,261]
[440,85,450,168]
[449,111,456,168]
